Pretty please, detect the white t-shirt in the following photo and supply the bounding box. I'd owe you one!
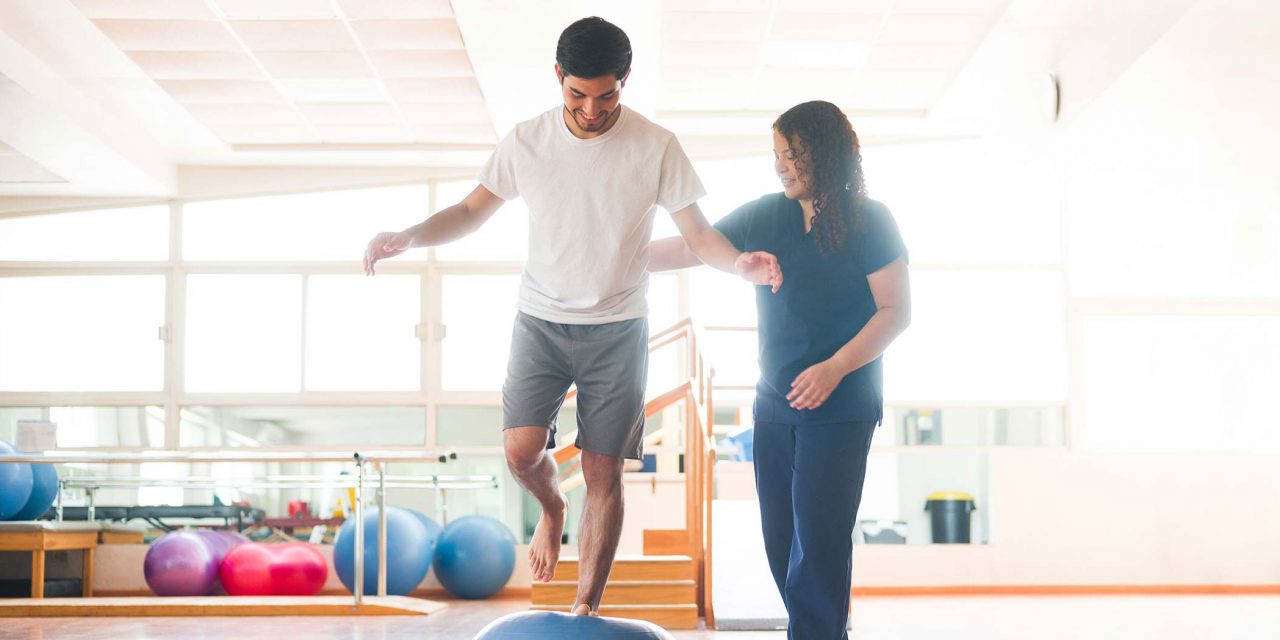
[478,106,705,325]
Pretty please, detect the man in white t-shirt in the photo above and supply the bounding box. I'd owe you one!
[364,17,781,616]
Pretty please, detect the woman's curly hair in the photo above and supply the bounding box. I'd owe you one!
[773,101,867,254]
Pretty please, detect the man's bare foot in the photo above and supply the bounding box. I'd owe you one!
[570,603,596,616]
[529,493,567,582]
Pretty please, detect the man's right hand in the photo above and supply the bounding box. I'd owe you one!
[363,231,412,275]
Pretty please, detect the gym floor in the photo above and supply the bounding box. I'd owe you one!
[7,594,1280,639]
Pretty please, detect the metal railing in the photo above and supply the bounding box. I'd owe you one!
[0,449,467,607]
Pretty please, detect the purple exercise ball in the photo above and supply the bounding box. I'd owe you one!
[144,531,219,596]
[194,530,249,595]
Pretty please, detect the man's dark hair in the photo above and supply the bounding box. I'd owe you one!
[556,17,632,80]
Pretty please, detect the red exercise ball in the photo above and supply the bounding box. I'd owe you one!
[219,543,275,596]
[271,543,328,596]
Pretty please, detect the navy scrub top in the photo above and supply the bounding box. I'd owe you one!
[714,193,908,426]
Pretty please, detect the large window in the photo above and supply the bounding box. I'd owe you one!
[185,275,303,393]
[0,276,165,391]
[183,185,429,262]
[0,205,168,262]
[440,274,520,391]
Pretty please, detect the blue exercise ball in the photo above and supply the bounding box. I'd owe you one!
[12,462,58,521]
[433,515,516,599]
[475,611,675,639]
[0,441,34,520]
[406,509,442,576]
[333,506,432,596]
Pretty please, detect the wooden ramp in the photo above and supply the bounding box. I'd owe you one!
[0,595,447,617]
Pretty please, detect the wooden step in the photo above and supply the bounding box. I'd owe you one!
[553,555,693,582]
[529,604,699,630]
[643,529,690,556]
[531,580,696,606]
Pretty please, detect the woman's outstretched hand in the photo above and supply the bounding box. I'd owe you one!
[734,251,783,293]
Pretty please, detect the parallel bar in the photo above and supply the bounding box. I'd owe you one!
[0,450,455,464]
[354,457,364,607]
[377,464,387,598]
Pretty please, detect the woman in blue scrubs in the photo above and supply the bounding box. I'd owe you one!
[649,100,911,639]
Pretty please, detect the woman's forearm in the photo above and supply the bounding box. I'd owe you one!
[828,306,911,375]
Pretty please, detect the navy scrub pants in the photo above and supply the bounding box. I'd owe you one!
[753,420,876,640]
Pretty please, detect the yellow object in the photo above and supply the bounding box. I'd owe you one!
[926,491,974,501]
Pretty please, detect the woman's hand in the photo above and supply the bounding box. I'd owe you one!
[787,359,848,410]
[734,251,783,293]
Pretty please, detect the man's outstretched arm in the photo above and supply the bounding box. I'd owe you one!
[364,184,505,275]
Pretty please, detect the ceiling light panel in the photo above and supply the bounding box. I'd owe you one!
[865,44,972,70]
[202,122,318,144]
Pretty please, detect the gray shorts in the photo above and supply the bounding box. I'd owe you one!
[502,312,649,460]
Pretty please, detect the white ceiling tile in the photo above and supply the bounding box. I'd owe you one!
[661,12,770,43]
[662,69,756,94]
[213,0,337,19]
[411,124,498,144]
[660,42,762,69]
[230,20,357,51]
[278,78,385,102]
[781,0,893,12]
[768,13,881,42]
[865,44,973,70]
[877,14,993,44]
[255,51,373,78]
[337,0,455,20]
[846,69,954,109]
[385,77,483,102]
[368,50,474,78]
[893,0,1011,14]
[126,51,262,80]
[0,148,64,183]
[398,102,491,125]
[349,20,464,50]
[156,79,283,102]
[666,0,771,11]
[71,0,215,20]
[91,19,240,51]
[203,122,318,144]
[182,102,301,125]
[296,102,399,125]
[755,67,858,99]
[314,124,412,143]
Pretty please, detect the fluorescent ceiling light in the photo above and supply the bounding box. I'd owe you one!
[762,41,871,69]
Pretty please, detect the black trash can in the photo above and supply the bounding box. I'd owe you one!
[924,491,976,544]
